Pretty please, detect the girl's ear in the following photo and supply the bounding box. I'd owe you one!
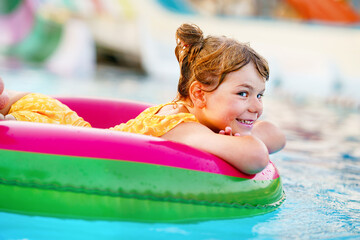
[189,81,206,108]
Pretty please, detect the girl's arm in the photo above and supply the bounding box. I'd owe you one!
[217,122,286,154]
[161,122,270,174]
[251,121,286,154]
[0,90,28,118]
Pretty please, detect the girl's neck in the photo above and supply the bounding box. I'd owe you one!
[174,99,193,114]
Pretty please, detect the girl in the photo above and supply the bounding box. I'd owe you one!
[0,23,285,174]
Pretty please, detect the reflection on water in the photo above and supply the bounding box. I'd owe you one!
[262,96,360,238]
[264,96,360,160]
[0,65,359,239]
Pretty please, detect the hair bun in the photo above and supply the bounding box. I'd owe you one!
[176,23,204,48]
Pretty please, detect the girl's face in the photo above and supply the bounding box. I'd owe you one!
[199,63,266,136]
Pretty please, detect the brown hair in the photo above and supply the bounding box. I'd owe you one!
[174,23,269,103]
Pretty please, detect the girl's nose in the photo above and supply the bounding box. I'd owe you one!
[248,97,262,113]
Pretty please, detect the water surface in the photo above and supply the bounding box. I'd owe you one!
[0,65,359,239]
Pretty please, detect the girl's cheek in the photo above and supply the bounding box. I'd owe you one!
[258,109,263,118]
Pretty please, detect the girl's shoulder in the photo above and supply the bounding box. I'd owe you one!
[149,102,198,135]
[111,102,198,137]
[155,102,189,116]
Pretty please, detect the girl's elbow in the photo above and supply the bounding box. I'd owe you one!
[235,142,270,175]
[270,132,287,154]
[243,151,269,175]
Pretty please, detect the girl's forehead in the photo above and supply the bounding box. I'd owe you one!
[224,66,266,89]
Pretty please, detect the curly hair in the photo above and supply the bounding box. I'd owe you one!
[174,23,269,103]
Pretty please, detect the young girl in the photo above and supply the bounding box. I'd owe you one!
[0,23,285,174]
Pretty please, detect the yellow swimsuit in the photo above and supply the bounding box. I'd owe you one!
[110,102,198,137]
[9,95,197,136]
[8,93,91,127]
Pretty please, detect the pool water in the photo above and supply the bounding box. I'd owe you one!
[0,65,359,239]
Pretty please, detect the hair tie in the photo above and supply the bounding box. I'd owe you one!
[182,44,191,50]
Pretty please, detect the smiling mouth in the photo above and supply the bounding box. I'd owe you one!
[236,119,255,126]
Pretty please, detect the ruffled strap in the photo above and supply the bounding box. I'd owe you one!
[110,102,198,137]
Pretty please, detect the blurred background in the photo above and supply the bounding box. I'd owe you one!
[1,0,360,147]
[1,1,360,238]
[1,0,360,105]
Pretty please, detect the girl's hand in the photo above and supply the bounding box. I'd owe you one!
[0,90,9,110]
[219,126,240,136]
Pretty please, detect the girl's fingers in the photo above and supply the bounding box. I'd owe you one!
[4,114,16,120]
[220,127,240,137]
[225,126,232,135]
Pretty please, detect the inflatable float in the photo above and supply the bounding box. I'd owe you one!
[0,97,285,222]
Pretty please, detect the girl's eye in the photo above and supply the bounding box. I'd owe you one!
[238,92,248,97]
[257,93,264,99]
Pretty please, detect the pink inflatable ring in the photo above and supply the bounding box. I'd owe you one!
[0,97,285,222]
